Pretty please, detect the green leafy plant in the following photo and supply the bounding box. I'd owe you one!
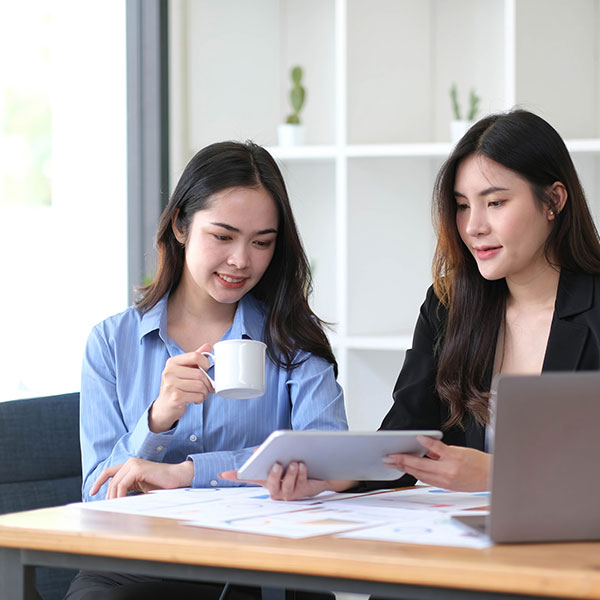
[285,66,306,124]
[450,83,480,121]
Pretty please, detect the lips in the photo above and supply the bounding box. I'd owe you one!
[215,272,248,289]
[474,246,502,260]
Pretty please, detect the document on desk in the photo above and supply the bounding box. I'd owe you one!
[338,510,492,549]
[183,486,490,540]
[186,505,433,539]
[76,486,492,546]
[76,487,354,522]
[332,486,490,512]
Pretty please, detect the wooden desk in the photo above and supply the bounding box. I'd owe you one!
[1,504,600,600]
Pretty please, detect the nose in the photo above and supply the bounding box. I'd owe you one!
[464,205,490,237]
[226,243,249,270]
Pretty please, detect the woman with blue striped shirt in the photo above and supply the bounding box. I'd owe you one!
[66,141,346,600]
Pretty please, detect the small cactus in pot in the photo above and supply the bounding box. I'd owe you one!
[278,65,307,146]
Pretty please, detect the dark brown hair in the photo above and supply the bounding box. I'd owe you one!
[136,141,337,375]
[432,109,600,428]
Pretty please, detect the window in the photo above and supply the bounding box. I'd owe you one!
[0,1,128,400]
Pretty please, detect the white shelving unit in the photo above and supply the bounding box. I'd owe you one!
[170,0,600,430]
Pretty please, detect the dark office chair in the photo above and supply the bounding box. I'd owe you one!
[0,392,82,600]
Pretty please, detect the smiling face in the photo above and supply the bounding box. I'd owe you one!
[174,185,278,309]
[454,154,555,283]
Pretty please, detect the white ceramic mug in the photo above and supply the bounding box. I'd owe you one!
[201,339,266,399]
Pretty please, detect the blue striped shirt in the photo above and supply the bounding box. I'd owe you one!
[80,293,347,501]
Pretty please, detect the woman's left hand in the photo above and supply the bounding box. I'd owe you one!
[90,457,195,499]
[383,435,491,492]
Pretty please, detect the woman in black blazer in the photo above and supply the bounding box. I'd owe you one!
[224,109,600,497]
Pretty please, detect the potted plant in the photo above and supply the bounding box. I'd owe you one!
[449,83,480,144]
[278,65,306,146]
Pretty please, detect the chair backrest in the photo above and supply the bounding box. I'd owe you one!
[0,392,82,513]
[0,392,82,600]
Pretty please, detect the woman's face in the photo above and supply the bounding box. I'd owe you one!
[175,185,278,307]
[454,154,554,283]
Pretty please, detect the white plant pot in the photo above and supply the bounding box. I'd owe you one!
[450,119,475,145]
[278,123,305,147]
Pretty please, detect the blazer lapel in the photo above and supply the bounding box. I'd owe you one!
[542,319,589,371]
[542,270,592,372]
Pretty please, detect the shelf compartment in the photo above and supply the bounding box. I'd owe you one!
[344,349,405,430]
[279,160,338,325]
[346,157,440,337]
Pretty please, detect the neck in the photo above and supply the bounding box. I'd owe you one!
[505,261,561,310]
[168,280,237,326]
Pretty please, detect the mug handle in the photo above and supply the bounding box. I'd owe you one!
[199,351,216,387]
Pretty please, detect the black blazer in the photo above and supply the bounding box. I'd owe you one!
[361,269,600,490]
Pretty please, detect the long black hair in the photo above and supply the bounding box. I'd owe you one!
[432,109,600,428]
[137,141,337,375]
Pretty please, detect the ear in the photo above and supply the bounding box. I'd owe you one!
[547,182,567,220]
[171,209,186,244]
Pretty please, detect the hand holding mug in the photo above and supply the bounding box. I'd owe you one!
[149,343,214,433]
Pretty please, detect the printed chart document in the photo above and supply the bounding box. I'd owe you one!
[187,505,411,539]
[77,486,491,547]
[77,487,334,521]
[332,486,490,512]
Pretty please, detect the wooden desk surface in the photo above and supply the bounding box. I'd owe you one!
[1,504,600,599]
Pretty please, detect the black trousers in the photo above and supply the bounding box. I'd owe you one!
[64,570,335,600]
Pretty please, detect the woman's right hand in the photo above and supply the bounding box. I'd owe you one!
[220,462,356,501]
[149,343,214,433]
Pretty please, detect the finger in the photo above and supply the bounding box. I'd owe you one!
[172,378,214,399]
[160,376,214,405]
[264,463,284,499]
[169,365,214,395]
[416,435,448,456]
[218,470,239,482]
[401,454,452,480]
[424,449,442,460]
[105,468,121,500]
[105,461,134,500]
[90,463,122,496]
[193,344,213,372]
[296,462,309,486]
[108,464,138,499]
[280,462,301,500]
[397,466,448,489]
[218,470,264,486]
[164,363,210,384]
[114,470,135,498]
[166,351,210,369]
[383,453,441,475]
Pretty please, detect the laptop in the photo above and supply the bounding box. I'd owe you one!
[453,372,600,543]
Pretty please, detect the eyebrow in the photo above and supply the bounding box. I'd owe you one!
[210,222,278,235]
[454,186,510,199]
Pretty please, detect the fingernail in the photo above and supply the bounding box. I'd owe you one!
[272,464,282,474]
[382,457,396,465]
[289,463,297,471]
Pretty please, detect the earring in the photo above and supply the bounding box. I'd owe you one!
[548,210,554,216]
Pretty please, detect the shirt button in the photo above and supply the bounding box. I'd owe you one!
[210,480,218,487]
[189,434,198,442]
[156,445,164,452]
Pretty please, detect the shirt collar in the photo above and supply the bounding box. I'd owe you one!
[137,292,266,344]
[138,294,170,344]
[227,293,266,341]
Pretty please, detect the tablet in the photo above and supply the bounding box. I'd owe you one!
[237,430,443,481]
